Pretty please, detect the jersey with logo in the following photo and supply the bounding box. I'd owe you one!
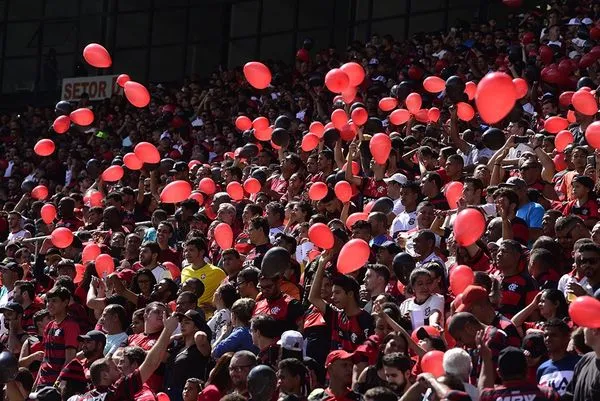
[325,303,374,352]
[537,354,580,396]
[498,271,539,318]
[253,293,304,334]
[479,381,559,401]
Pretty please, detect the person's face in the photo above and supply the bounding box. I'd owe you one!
[351,227,371,242]
[572,181,589,200]
[412,274,432,298]
[387,182,401,199]
[317,154,331,170]
[139,247,155,266]
[131,315,144,334]
[222,253,241,275]
[144,308,164,333]
[12,287,24,304]
[258,277,278,299]
[383,366,407,392]
[331,285,351,309]
[445,159,462,177]
[125,235,142,253]
[592,224,600,245]
[330,359,353,386]
[229,355,253,388]
[277,368,300,394]
[217,207,235,225]
[242,206,256,225]
[556,224,578,252]
[542,325,568,355]
[7,214,20,229]
[364,269,380,293]
[572,150,587,169]
[135,273,153,295]
[118,355,136,376]
[265,207,280,227]
[46,296,69,317]
[376,248,393,266]
[182,381,200,401]
[496,243,519,270]
[462,183,480,204]
[417,206,435,228]
[577,250,600,282]
[542,213,558,237]
[306,157,318,174]
[248,224,263,244]
[400,188,417,207]
[374,317,391,338]
[179,317,197,337]
[420,179,437,197]
[157,224,172,244]
[414,236,433,258]
[81,339,101,358]
[184,244,202,263]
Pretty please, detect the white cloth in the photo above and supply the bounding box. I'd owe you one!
[416,252,445,269]
[7,229,31,242]
[557,273,592,298]
[392,198,405,215]
[104,332,128,355]
[508,143,533,159]
[151,264,172,283]
[207,309,231,344]
[390,210,417,237]
[400,294,445,330]
[269,226,285,243]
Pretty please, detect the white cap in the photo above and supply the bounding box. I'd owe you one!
[384,173,408,185]
[567,18,581,26]
[582,18,593,25]
[569,50,581,59]
[277,330,304,352]
[160,132,171,141]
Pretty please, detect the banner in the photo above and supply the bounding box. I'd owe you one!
[61,75,123,101]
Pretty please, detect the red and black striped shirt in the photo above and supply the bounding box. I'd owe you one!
[325,304,374,352]
[36,317,80,387]
[492,312,522,347]
[498,271,539,319]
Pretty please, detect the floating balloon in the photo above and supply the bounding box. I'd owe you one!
[134,142,160,164]
[31,185,48,200]
[555,130,574,152]
[53,115,70,134]
[444,182,464,209]
[243,61,272,89]
[572,90,598,116]
[428,107,441,122]
[161,180,192,203]
[554,153,568,172]
[116,74,130,87]
[370,133,391,164]
[70,108,94,126]
[0,350,18,384]
[55,100,73,116]
[82,243,101,263]
[301,133,320,152]
[456,102,475,121]
[243,178,261,194]
[340,62,365,86]
[586,121,600,149]
[198,178,216,195]
[214,223,233,249]
[254,127,273,141]
[475,72,516,124]
[310,121,325,137]
[253,116,269,131]
[346,212,368,229]
[379,97,398,112]
[341,87,357,104]
[389,109,410,125]
[351,107,368,126]
[423,76,445,93]
[544,116,568,134]
[343,161,360,176]
[405,93,422,114]
[102,165,124,182]
[325,68,350,93]
[156,392,171,401]
[95,254,115,277]
[331,109,348,130]
[34,139,55,157]
[189,191,204,205]
[449,265,475,295]
[512,78,528,99]
[272,128,290,148]
[464,81,476,100]
[83,43,112,68]
[539,45,554,65]
[421,351,445,377]
[308,182,328,201]
[454,208,486,246]
[226,182,244,201]
[334,181,353,203]
[559,91,574,107]
[40,204,56,224]
[84,190,103,207]
[569,296,600,328]
[308,223,334,250]
[51,227,74,249]
[123,153,143,170]
[338,239,370,274]
[236,116,252,131]
[124,81,150,108]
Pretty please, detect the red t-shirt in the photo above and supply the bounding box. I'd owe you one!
[37,317,80,386]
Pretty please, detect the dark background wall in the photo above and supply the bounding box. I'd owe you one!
[0,0,502,102]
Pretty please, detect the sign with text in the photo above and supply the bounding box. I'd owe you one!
[61,75,123,101]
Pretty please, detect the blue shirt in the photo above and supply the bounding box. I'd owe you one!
[211,326,259,359]
[369,234,391,247]
[516,201,544,229]
[537,353,580,396]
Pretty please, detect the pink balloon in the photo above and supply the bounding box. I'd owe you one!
[346,212,368,229]
[34,139,55,157]
[95,254,115,277]
[405,93,422,114]
[40,204,56,224]
[82,243,101,263]
[102,165,124,182]
[124,81,150,108]
[134,142,160,164]
[70,108,94,126]
[51,227,74,249]
[379,97,398,112]
[569,296,600,328]
[123,153,143,170]
[161,180,192,203]
[390,109,410,125]
[444,182,464,209]
[454,208,486,246]
[325,68,350,93]
[301,133,320,152]
[334,181,353,203]
[449,265,475,295]
[53,115,70,134]
[555,130,574,152]
[308,223,334,249]
[337,239,370,274]
[198,178,216,195]
[308,182,328,201]
[214,223,233,249]
[227,182,244,201]
[351,107,368,126]
[369,133,391,164]
[156,393,171,401]
[243,62,272,89]
[83,43,112,68]
[475,72,517,124]
[116,74,130,87]
[243,178,261,194]
[340,62,365,87]
[32,185,49,200]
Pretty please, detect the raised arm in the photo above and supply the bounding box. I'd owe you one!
[139,313,179,383]
[308,252,330,314]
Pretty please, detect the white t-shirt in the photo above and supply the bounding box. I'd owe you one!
[269,226,285,243]
[400,294,445,330]
[7,229,31,242]
[151,264,172,283]
[390,210,417,237]
[392,198,405,215]
[104,332,128,355]
[557,273,592,297]
[508,143,533,160]
[208,309,231,344]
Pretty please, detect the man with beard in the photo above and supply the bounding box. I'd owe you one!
[229,350,258,398]
[111,346,158,401]
[76,330,106,377]
[382,352,412,397]
[136,242,172,283]
[572,242,600,294]
[308,350,360,401]
[0,302,27,354]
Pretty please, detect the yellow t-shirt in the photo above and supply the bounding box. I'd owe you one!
[181,263,226,306]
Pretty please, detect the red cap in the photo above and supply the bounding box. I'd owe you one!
[455,285,488,313]
[116,268,135,285]
[325,350,354,369]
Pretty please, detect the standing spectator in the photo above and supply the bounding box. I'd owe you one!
[98,304,129,355]
[537,319,580,396]
[212,298,258,358]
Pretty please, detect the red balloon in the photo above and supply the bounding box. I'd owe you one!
[198,178,216,195]
[310,122,325,137]
[586,121,600,149]
[369,133,391,164]
[456,102,475,121]
[379,97,398,112]
[214,223,233,249]
[449,265,475,295]
[243,178,261,194]
[341,87,357,104]
[555,130,574,152]
[334,181,353,203]
[337,239,370,274]
[189,191,204,205]
[340,62,365,87]
[464,81,476,101]
[325,68,350,94]
[40,204,56,224]
[544,116,568,134]
[301,133,320,152]
[343,161,360,176]
[414,109,429,123]
[308,182,328,201]
[454,208,486,246]
[364,200,375,214]
[572,90,598,116]
[82,243,101,263]
[421,351,445,377]
[513,78,528,99]
[591,27,600,41]
[558,59,574,76]
[102,165,124,182]
[569,296,600,328]
[423,76,445,93]
[53,115,70,134]
[226,181,244,201]
[123,153,143,170]
[580,53,598,69]
[408,65,423,80]
[156,392,171,401]
[32,185,49,200]
[161,180,192,203]
[444,181,464,209]
[389,109,410,125]
[235,116,252,131]
[83,43,112,68]
[331,109,348,130]
[243,61,272,89]
[163,261,180,280]
[116,74,130,87]
[539,45,554,65]
[567,109,576,123]
[95,254,115,277]
[84,190,103,207]
[134,142,160,164]
[69,107,94,127]
[428,107,441,123]
[475,72,516,124]
[541,67,562,84]
[254,126,273,141]
[559,91,574,107]
[405,93,422,114]
[51,227,74,249]
[553,153,568,172]
[34,139,55,157]
[253,116,269,131]
[74,264,85,284]
[124,81,150,108]
[308,223,334,249]
[351,107,368,126]
[346,212,368,229]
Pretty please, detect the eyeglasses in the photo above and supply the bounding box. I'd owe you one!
[229,364,253,372]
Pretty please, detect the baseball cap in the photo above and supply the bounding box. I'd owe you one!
[176,309,207,329]
[0,301,23,315]
[29,387,61,401]
[498,346,527,377]
[0,261,24,278]
[116,268,135,285]
[77,330,106,343]
[582,18,593,25]
[416,327,446,351]
[499,176,527,189]
[573,175,595,190]
[455,285,488,313]
[325,350,354,369]
[522,331,547,359]
[373,240,401,254]
[411,124,426,133]
[384,173,408,186]
[567,18,582,26]
[277,330,304,352]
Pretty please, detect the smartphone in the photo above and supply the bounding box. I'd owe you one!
[587,155,596,169]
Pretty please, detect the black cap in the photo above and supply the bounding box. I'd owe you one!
[373,240,401,255]
[498,346,527,378]
[522,331,547,359]
[29,387,61,401]
[0,261,24,278]
[176,309,206,329]
[573,175,595,191]
[0,302,23,315]
[332,228,349,243]
[77,330,107,344]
